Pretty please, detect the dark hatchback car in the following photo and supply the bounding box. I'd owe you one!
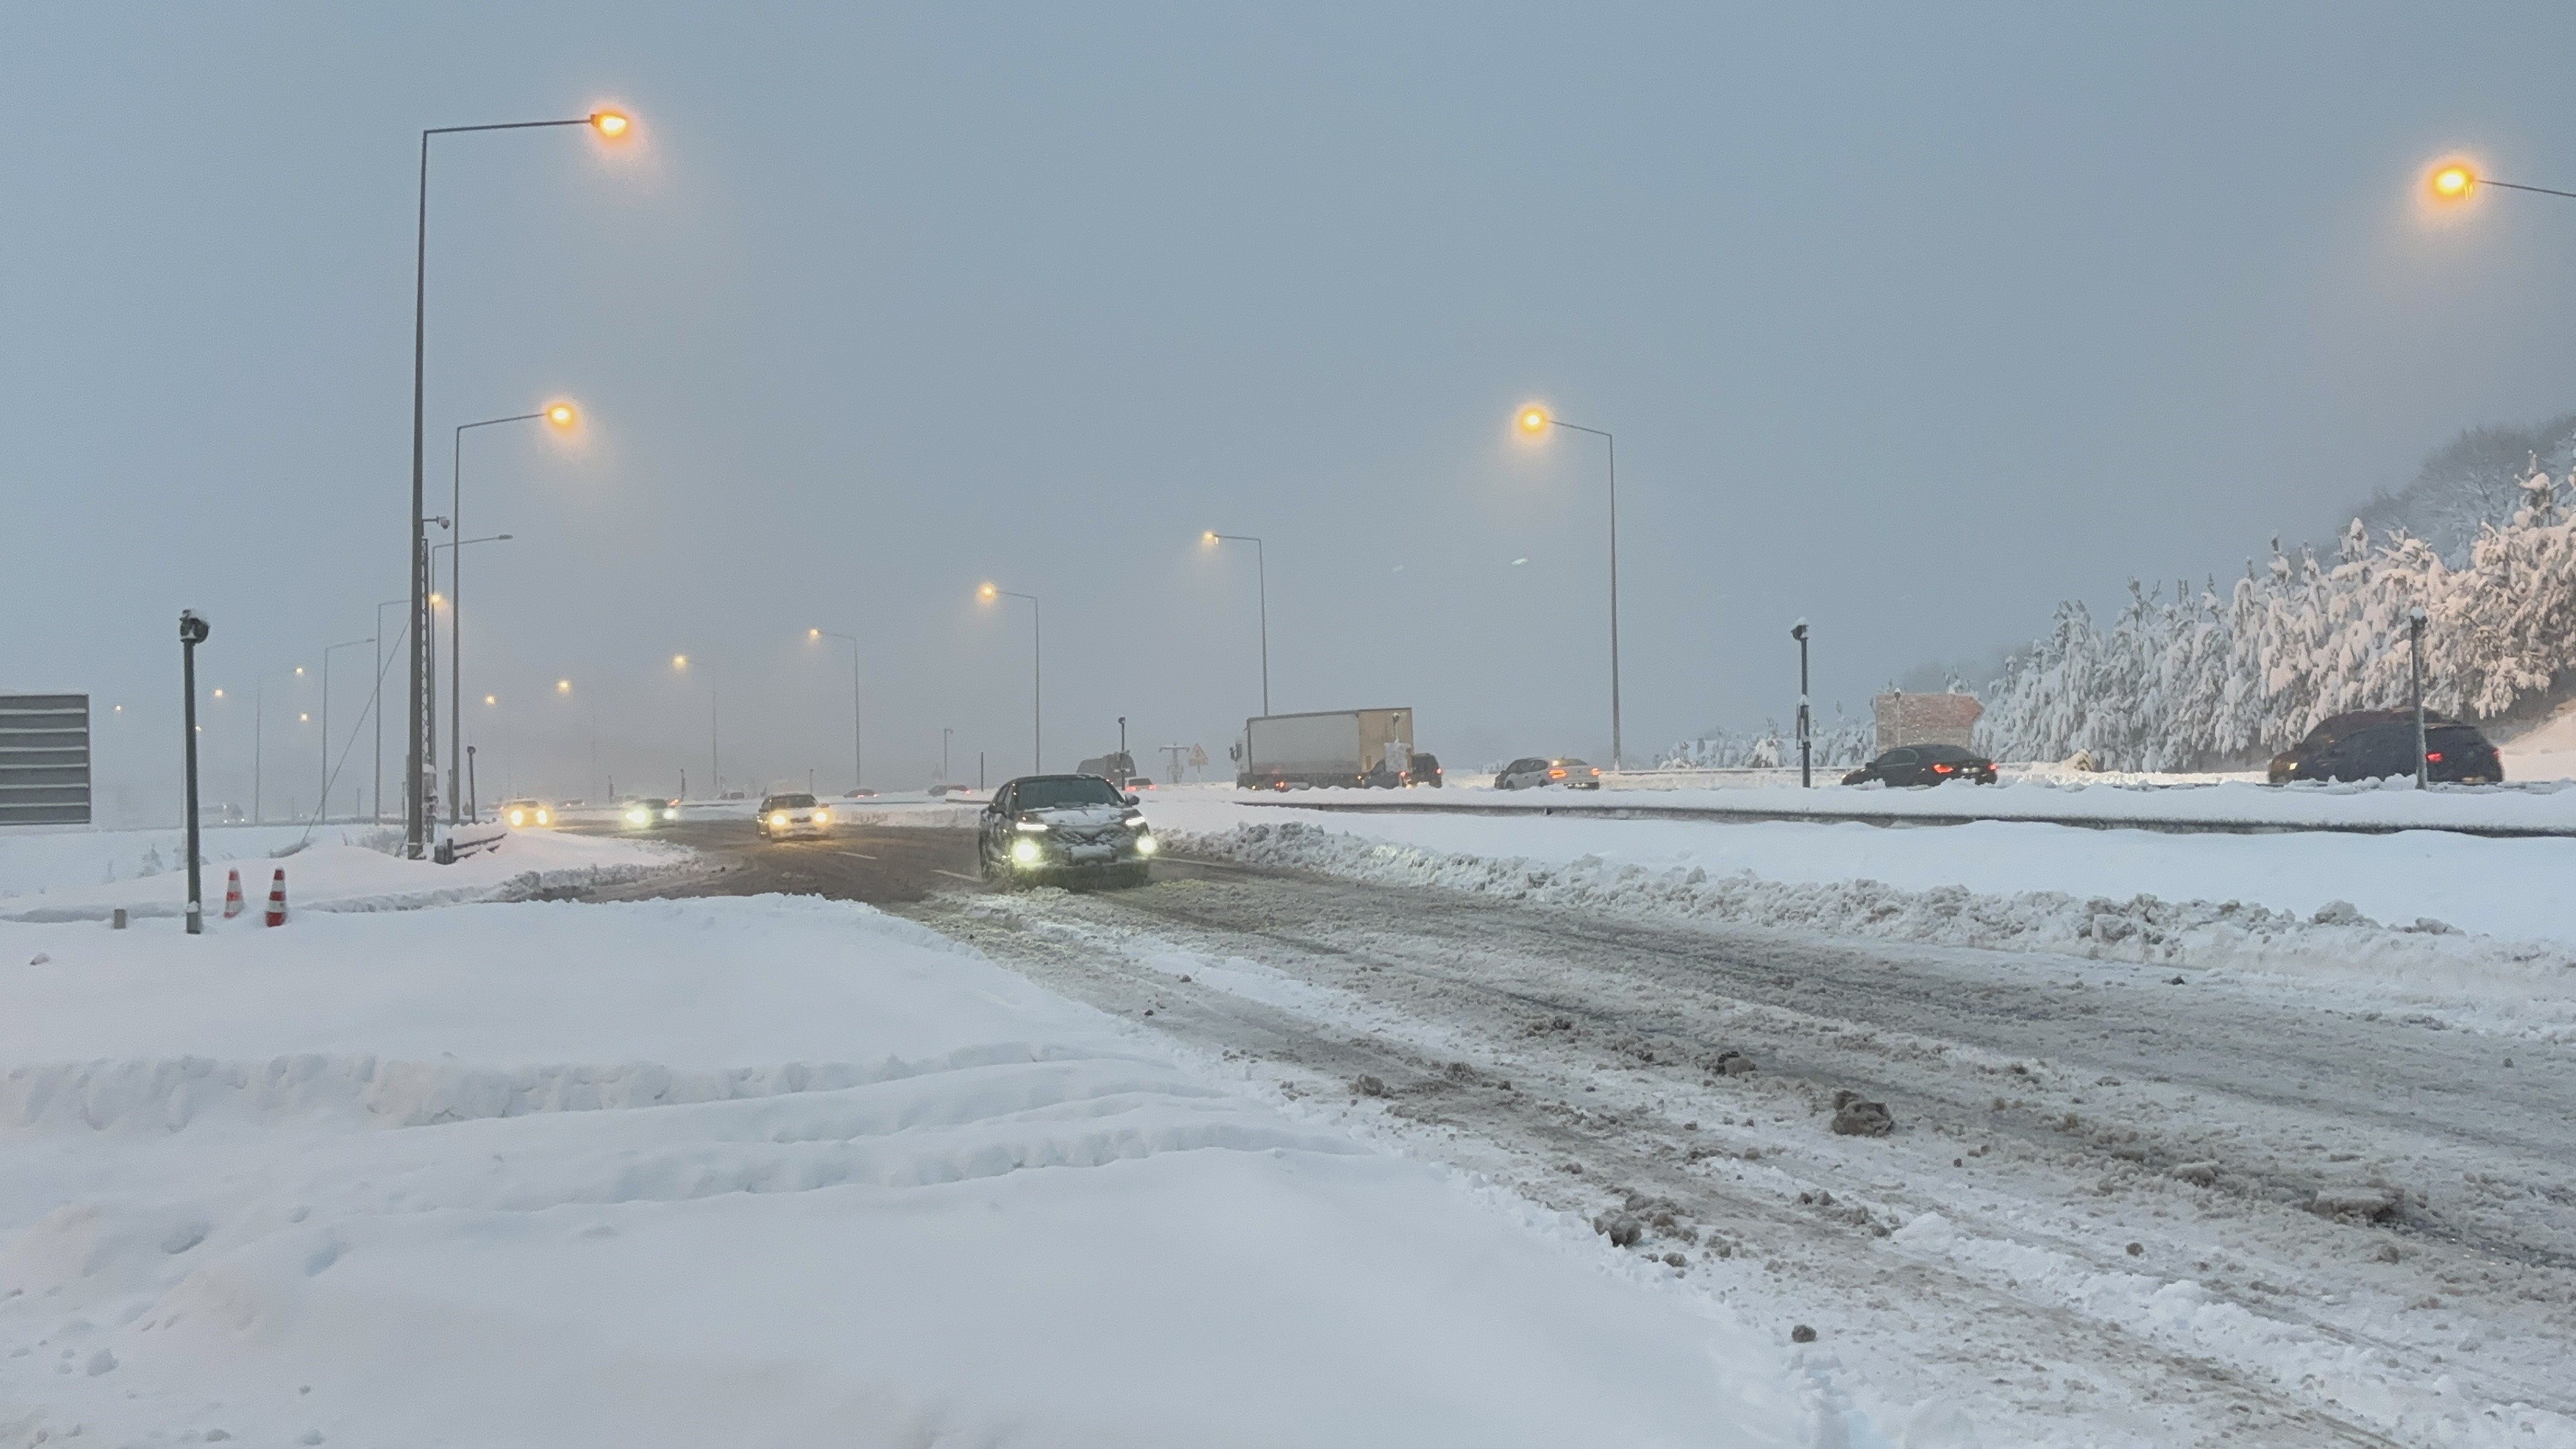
[1841,744,1999,787]
[2268,710,2502,784]
[977,774,1158,886]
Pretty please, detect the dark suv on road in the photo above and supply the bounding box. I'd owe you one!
[978,774,1158,886]
[2268,711,2501,784]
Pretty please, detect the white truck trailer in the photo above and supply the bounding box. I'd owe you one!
[1237,708,1415,790]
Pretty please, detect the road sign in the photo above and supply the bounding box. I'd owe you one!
[0,693,91,825]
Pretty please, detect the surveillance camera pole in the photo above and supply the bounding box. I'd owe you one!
[1791,620,1812,789]
[2409,606,2430,788]
[179,612,211,935]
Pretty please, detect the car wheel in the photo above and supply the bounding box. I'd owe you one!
[977,842,999,882]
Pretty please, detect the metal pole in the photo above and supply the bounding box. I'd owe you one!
[179,612,209,935]
[447,413,543,824]
[405,113,607,860]
[1255,540,1269,716]
[2410,607,2430,787]
[942,727,952,782]
[1033,597,1042,772]
[711,670,719,798]
[253,681,263,825]
[1542,422,1622,769]
[1118,716,1127,784]
[1792,621,1811,788]
[467,744,479,822]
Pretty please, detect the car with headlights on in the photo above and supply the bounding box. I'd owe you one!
[616,795,680,830]
[498,798,553,829]
[1494,757,1602,790]
[1841,744,1997,787]
[976,774,1158,886]
[755,793,833,841]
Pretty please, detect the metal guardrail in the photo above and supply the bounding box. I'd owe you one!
[1233,794,2576,839]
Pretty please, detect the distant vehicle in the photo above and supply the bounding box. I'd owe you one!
[2268,711,2501,784]
[1407,752,1444,787]
[1494,757,1602,790]
[498,798,552,828]
[756,793,832,841]
[1124,776,1156,790]
[1077,751,1139,786]
[977,774,1157,886]
[842,787,879,799]
[617,795,679,828]
[1238,708,1414,789]
[719,790,746,801]
[929,782,981,799]
[195,801,247,825]
[1841,744,1997,787]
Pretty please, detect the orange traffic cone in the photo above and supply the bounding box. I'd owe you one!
[222,868,244,920]
[263,869,287,927]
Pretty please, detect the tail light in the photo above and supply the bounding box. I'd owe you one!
[1548,768,1565,779]
[2425,752,2444,763]
[1932,763,1954,774]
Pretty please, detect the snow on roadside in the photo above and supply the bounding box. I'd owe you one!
[0,824,691,922]
[0,896,1866,1448]
[1165,817,2576,1043]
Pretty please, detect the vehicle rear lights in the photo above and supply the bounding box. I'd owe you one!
[1932,763,1954,774]
[2426,752,2443,763]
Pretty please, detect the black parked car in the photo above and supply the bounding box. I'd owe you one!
[2267,710,2501,784]
[977,774,1158,886]
[1841,743,1998,787]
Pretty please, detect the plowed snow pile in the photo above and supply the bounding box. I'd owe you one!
[0,895,1857,1447]
[1169,819,2576,1041]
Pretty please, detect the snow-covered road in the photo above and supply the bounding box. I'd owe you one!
[917,861,2576,1448]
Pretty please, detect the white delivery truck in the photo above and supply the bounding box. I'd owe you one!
[1237,708,1415,790]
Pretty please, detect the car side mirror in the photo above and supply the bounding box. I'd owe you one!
[1123,793,1140,806]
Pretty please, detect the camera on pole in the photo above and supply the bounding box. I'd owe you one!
[1790,619,1813,790]
[179,610,211,935]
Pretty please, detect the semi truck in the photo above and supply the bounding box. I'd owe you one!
[1236,708,1416,790]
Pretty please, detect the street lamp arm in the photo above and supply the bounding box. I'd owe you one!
[1546,419,1614,442]
[2478,177,2576,201]
[424,118,598,138]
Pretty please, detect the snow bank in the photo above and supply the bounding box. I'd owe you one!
[0,823,689,921]
[1164,817,2576,1042]
[0,896,1857,1447]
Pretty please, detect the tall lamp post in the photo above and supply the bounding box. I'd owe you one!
[321,637,372,822]
[431,532,512,820]
[449,405,576,823]
[978,585,1041,773]
[1516,404,1625,771]
[404,108,632,861]
[179,612,211,935]
[1791,619,1812,789]
[1201,532,1269,715]
[808,628,864,790]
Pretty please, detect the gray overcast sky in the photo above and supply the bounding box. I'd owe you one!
[9,2,2576,820]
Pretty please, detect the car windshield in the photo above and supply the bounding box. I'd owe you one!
[769,794,817,809]
[1553,759,1591,768]
[1017,776,1126,809]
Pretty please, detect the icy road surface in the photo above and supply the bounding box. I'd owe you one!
[916,861,2576,1448]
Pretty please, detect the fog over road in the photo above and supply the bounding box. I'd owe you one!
[576,819,2576,1446]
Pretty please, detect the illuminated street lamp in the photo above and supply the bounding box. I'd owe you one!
[1514,402,1627,770]
[2424,157,2576,203]
[979,584,1042,772]
[446,404,576,823]
[1202,532,1270,715]
[404,108,633,860]
[808,628,865,790]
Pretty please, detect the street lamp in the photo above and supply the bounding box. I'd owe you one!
[448,405,577,823]
[1790,620,1812,789]
[1514,402,1626,770]
[979,583,1042,772]
[253,665,305,825]
[1202,531,1270,715]
[321,637,372,822]
[405,108,632,861]
[2423,157,2576,203]
[808,629,864,790]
